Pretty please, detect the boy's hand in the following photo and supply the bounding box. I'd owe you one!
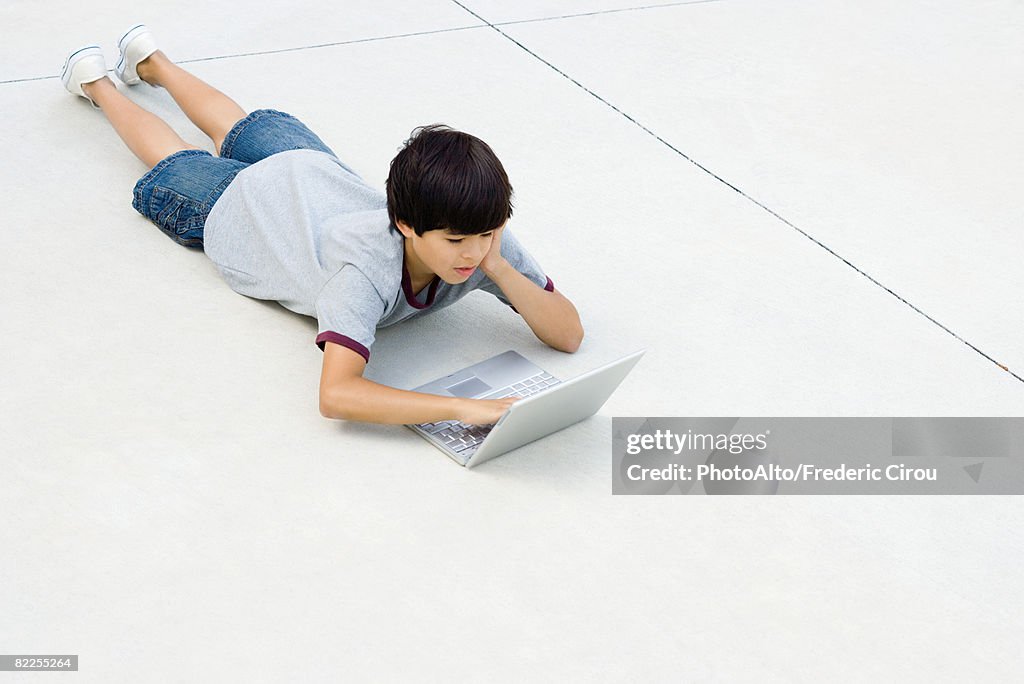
[454,396,520,425]
[480,225,510,278]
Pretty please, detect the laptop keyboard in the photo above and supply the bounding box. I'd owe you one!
[415,371,560,454]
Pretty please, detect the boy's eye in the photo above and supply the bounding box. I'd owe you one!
[447,232,493,244]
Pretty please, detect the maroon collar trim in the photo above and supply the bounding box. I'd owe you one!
[401,264,439,309]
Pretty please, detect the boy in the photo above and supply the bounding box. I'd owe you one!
[61,26,584,427]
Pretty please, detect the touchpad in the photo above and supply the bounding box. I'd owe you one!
[446,376,492,398]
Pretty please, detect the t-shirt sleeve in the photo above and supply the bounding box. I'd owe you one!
[314,265,387,362]
[476,227,555,308]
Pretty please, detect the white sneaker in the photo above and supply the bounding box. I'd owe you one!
[61,45,107,107]
[115,24,159,85]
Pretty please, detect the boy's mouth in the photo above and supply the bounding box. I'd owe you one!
[454,266,476,276]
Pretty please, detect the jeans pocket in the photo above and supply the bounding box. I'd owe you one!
[149,186,206,246]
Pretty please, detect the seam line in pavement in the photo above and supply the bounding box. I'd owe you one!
[4,3,716,85]
[448,0,1023,385]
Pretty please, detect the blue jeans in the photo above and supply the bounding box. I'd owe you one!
[131,109,336,248]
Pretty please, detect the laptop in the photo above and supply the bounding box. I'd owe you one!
[407,349,645,468]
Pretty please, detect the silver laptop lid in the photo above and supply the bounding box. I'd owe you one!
[465,350,645,468]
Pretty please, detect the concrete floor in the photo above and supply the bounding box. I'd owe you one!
[2,0,1022,680]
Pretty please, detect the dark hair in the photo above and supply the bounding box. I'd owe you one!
[386,124,514,237]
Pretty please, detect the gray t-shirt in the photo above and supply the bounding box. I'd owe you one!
[203,149,552,362]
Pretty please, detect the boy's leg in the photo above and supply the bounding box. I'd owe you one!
[82,76,198,168]
[136,51,247,155]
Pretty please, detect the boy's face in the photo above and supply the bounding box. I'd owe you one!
[396,220,501,284]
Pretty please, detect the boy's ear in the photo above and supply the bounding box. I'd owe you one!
[395,220,416,239]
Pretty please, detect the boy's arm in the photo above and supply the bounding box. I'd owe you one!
[482,228,584,353]
[319,344,518,424]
